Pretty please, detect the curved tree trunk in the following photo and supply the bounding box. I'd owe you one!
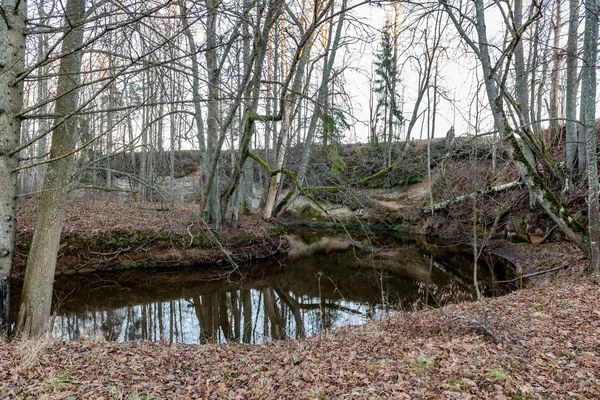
[220,0,285,213]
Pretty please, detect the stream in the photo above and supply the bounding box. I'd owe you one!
[11,230,517,344]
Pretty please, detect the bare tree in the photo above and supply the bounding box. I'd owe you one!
[442,0,590,255]
[16,0,86,338]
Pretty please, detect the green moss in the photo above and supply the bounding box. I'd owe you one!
[487,369,507,381]
[194,233,216,249]
[413,357,435,370]
[295,231,323,245]
[119,259,157,269]
[241,201,251,215]
[230,234,256,244]
[393,225,413,234]
[297,204,322,219]
[264,228,282,240]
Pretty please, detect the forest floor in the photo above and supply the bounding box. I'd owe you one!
[1,273,598,398]
[8,176,600,398]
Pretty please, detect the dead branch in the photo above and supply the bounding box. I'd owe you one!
[450,314,517,351]
[495,258,586,283]
[423,180,523,214]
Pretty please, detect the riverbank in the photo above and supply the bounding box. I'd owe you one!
[2,274,598,398]
[14,196,589,284]
[14,199,285,276]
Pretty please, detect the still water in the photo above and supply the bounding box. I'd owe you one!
[13,231,515,344]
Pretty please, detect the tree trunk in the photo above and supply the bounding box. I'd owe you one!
[202,0,222,224]
[582,0,600,272]
[578,1,590,171]
[549,0,562,135]
[513,0,536,172]
[263,30,315,219]
[0,0,26,335]
[17,0,85,338]
[565,0,580,172]
[528,15,540,137]
[445,0,590,255]
[179,0,206,199]
[297,0,347,185]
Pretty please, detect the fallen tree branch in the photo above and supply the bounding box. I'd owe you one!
[422,180,523,214]
[450,314,517,351]
[533,225,558,247]
[495,258,586,283]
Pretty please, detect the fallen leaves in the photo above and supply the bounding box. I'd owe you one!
[1,278,599,398]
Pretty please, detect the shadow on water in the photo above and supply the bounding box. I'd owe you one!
[10,230,519,344]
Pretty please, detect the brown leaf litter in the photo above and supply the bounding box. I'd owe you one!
[1,276,598,399]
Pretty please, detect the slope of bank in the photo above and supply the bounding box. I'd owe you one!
[1,276,598,398]
[13,199,285,276]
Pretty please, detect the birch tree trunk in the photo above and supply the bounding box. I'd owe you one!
[528,15,540,137]
[0,0,26,335]
[179,0,206,159]
[263,32,315,219]
[17,0,86,338]
[578,1,590,171]
[513,0,536,171]
[201,0,284,224]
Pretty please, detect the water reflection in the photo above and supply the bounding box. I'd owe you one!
[50,275,390,344]
[14,232,515,344]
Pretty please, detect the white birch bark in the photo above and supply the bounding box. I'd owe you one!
[549,0,561,133]
[513,0,536,171]
[263,32,315,219]
[0,0,26,335]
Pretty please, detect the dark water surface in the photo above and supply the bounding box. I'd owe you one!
[12,231,516,344]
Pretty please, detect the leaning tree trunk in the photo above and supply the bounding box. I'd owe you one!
[296,0,346,186]
[263,31,315,219]
[17,0,85,338]
[0,0,26,335]
[444,0,591,255]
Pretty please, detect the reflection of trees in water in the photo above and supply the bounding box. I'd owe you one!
[52,284,371,344]
[46,233,515,344]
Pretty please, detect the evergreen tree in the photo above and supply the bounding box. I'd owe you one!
[373,24,403,165]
